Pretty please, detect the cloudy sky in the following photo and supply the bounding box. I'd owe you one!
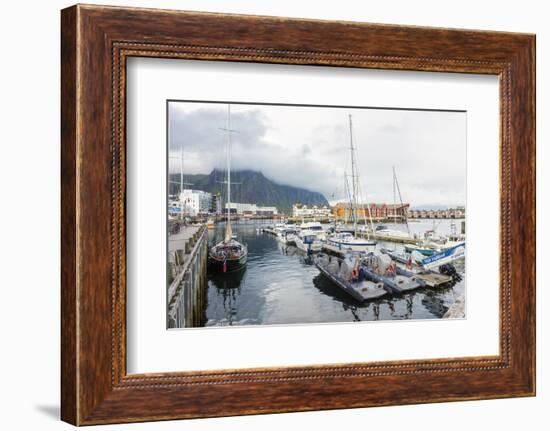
[168,101,466,208]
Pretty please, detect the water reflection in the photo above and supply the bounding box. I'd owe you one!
[202,220,465,327]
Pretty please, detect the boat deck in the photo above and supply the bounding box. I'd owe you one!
[392,274,423,293]
[316,262,387,302]
[361,267,421,294]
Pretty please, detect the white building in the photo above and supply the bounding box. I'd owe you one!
[179,189,212,216]
[211,194,222,215]
[225,202,278,216]
[292,204,332,219]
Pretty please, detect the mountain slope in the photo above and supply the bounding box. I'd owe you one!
[169,169,329,214]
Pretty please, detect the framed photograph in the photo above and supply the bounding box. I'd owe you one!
[61,4,535,425]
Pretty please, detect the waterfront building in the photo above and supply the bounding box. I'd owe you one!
[292,204,332,219]
[333,202,410,222]
[225,202,278,217]
[179,189,213,216]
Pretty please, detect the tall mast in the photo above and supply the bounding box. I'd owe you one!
[227,105,231,226]
[220,104,236,242]
[343,171,351,224]
[348,115,358,235]
[180,146,184,220]
[392,165,397,221]
[393,166,411,235]
[180,146,184,196]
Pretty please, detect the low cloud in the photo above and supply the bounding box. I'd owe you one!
[168,102,466,207]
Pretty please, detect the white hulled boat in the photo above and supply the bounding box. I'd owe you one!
[374,224,412,240]
[295,229,324,254]
[297,221,326,241]
[327,114,376,252]
[327,231,377,252]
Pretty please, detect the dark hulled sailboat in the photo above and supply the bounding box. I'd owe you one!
[208,105,248,273]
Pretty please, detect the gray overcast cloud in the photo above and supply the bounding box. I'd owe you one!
[168,102,466,208]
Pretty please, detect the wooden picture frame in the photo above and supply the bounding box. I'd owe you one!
[61,4,535,425]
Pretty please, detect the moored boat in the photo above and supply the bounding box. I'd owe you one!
[209,237,248,273]
[374,224,413,240]
[208,104,247,274]
[295,229,324,254]
[297,221,326,241]
[315,253,387,302]
[360,253,421,293]
[404,243,439,256]
[327,231,376,252]
[329,114,377,252]
[277,227,298,245]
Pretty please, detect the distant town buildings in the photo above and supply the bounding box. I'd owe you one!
[332,203,410,221]
[168,192,465,221]
[225,202,278,217]
[179,189,213,216]
[169,191,279,218]
[292,204,332,219]
[408,207,465,219]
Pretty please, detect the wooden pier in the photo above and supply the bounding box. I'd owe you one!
[167,224,209,328]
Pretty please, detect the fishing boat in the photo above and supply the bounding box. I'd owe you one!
[209,105,247,273]
[297,221,327,240]
[407,219,463,255]
[327,231,377,252]
[206,218,215,229]
[328,114,376,252]
[295,229,324,254]
[276,227,298,245]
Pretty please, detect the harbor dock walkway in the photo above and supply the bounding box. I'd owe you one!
[167,224,208,328]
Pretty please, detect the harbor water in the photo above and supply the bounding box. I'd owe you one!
[204,219,465,327]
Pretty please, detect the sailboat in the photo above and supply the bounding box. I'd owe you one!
[208,105,248,273]
[327,114,376,252]
[375,166,414,241]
